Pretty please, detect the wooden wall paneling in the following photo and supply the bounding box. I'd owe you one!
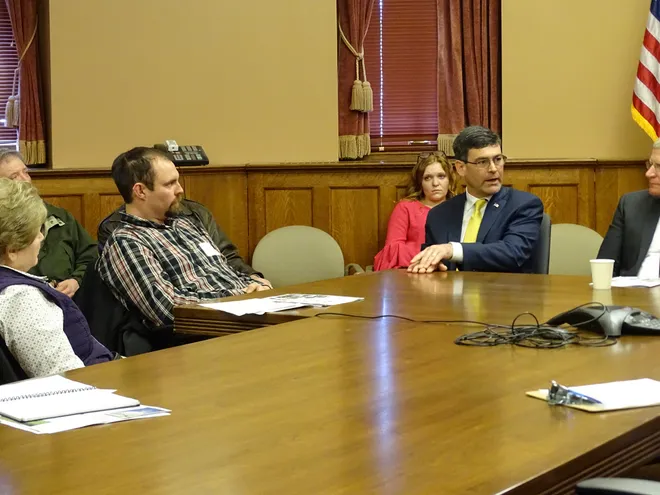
[248,172,269,258]
[98,194,126,220]
[576,167,597,229]
[95,193,126,234]
[312,186,331,233]
[81,193,100,238]
[595,164,647,236]
[32,176,119,237]
[263,188,313,233]
[330,187,380,267]
[506,165,595,229]
[248,168,409,264]
[26,160,646,271]
[381,186,403,249]
[248,172,323,259]
[40,194,84,224]
[181,169,249,261]
[529,185,579,224]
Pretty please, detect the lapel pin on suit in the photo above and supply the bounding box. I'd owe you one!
[494,203,499,208]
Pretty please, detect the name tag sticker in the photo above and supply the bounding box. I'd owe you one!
[199,242,221,257]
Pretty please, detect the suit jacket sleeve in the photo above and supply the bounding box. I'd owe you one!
[461,196,544,272]
[597,195,625,277]
[422,210,440,249]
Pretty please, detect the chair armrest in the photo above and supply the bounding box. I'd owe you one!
[576,477,660,495]
[345,263,365,275]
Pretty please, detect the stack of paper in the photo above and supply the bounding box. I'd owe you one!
[199,299,306,316]
[270,294,363,307]
[199,293,363,316]
[0,405,170,434]
[0,375,169,434]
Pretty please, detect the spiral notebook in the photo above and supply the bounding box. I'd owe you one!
[0,375,139,422]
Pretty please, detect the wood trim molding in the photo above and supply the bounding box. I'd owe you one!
[33,158,644,175]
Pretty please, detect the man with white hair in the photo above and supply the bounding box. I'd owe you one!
[598,138,660,277]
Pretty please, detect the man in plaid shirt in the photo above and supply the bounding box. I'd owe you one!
[97,147,271,328]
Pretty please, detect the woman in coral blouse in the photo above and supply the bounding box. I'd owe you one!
[374,152,457,270]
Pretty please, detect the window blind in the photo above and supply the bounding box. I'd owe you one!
[364,0,438,150]
[0,1,18,149]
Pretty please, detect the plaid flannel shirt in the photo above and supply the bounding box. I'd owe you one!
[97,212,254,326]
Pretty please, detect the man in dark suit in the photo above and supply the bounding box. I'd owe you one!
[597,141,660,277]
[408,126,544,273]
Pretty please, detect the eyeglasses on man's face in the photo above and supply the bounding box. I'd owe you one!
[465,154,507,169]
[646,159,660,173]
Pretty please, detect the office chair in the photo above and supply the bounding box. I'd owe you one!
[75,263,175,356]
[575,477,660,494]
[549,223,604,276]
[529,213,552,274]
[251,226,345,288]
[0,337,27,385]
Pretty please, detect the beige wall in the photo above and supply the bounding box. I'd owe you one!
[503,0,651,160]
[48,0,338,169]
[49,1,651,166]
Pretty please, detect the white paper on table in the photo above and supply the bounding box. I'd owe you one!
[610,277,660,288]
[0,405,171,435]
[199,299,307,316]
[268,293,363,307]
[560,378,660,410]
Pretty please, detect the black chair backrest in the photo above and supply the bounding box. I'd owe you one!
[0,337,27,385]
[530,213,551,275]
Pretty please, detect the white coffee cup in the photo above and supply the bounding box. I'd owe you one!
[590,259,614,290]
[591,289,613,306]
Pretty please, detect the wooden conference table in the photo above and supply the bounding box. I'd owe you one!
[3,271,660,494]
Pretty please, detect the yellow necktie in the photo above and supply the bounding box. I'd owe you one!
[463,199,487,243]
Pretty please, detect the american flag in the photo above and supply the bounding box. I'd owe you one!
[633,0,660,140]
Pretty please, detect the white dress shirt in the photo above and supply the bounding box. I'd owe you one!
[449,190,492,263]
[638,216,660,279]
[0,265,84,377]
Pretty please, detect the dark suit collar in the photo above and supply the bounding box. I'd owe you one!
[633,194,660,274]
[477,187,510,242]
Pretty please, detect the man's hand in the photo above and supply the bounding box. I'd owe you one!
[54,278,80,298]
[407,244,453,273]
[244,282,271,294]
[250,275,273,289]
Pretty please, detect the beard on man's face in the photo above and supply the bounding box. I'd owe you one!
[165,195,184,217]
